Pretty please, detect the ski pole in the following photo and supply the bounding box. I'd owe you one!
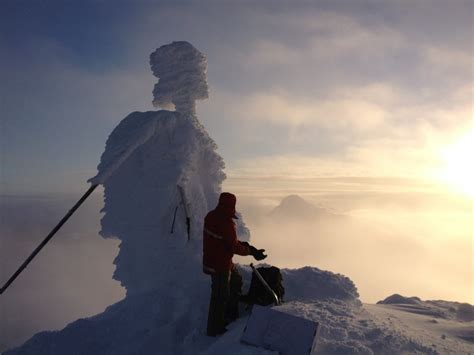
[0,184,99,295]
[177,185,191,241]
[250,263,280,306]
[170,205,179,233]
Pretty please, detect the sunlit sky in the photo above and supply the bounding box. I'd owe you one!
[1,0,472,197]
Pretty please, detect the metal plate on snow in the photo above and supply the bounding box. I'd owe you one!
[241,305,320,355]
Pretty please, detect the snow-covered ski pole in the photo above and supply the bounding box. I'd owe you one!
[177,185,191,241]
[0,184,99,295]
[250,263,281,306]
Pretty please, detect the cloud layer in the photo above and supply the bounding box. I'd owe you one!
[1,1,472,193]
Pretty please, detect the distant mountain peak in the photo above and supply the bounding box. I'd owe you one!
[269,194,341,221]
[279,194,314,209]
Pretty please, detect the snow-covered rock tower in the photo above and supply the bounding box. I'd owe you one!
[88,41,248,295]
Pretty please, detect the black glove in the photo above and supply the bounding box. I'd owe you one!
[249,245,267,261]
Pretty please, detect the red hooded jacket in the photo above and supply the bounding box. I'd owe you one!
[202,193,250,274]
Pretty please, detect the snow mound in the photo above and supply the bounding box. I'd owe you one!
[273,299,442,354]
[378,294,474,322]
[378,294,422,305]
[283,267,360,303]
[235,265,360,305]
[454,303,474,322]
[366,303,474,354]
[150,41,208,116]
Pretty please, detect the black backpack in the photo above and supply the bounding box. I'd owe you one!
[245,266,285,306]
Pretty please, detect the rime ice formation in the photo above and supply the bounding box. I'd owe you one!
[90,110,226,294]
[87,42,248,295]
[150,41,209,117]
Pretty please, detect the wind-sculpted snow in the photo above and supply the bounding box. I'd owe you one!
[236,265,360,304]
[88,111,161,185]
[378,294,474,322]
[150,41,208,116]
[377,294,422,305]
[89,109,243,294]
[86,41,245,295]
[282,267,361,303]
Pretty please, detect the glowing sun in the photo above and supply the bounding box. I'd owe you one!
[437,129,474,197]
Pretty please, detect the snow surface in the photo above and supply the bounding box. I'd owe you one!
[6,264,472,354]
[5,41,473,354]
[365,303,474,354]
[0,266,357,355]
[377,294,474,322]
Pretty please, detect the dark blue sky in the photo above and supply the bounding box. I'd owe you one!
[2,1,139,67]
[1,0,472,194]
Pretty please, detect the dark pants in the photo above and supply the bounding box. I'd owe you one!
[207,268,242,336]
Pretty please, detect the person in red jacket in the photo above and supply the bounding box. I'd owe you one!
[203,192,266,336]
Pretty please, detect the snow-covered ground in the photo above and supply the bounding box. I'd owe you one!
[5,265,473,354]
[365,303,473,354]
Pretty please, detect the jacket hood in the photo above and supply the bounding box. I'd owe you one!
[216,192,238,219]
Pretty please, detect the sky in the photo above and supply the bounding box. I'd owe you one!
[0,1,473,348]
[1,0,472,195]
